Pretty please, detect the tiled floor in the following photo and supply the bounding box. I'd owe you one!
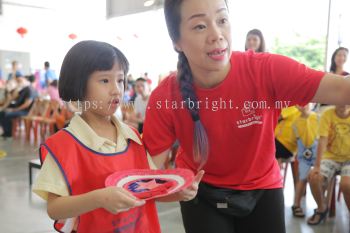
[0,136,349,233]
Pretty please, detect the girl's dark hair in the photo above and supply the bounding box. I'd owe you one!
[59,40,129,101]
[164,0,228,168]
[330,47,348,73]
[245,29,266,53]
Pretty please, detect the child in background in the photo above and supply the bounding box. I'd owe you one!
[291,104,319,217]
[134,77,150,134]
[46,80,61,103]
[275,106,301,166]
[32,41,201,233]
[308,104,350,225]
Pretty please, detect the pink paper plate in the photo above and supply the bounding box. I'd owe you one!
[105,168,195,200]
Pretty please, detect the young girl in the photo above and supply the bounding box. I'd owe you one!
[33,41,201,233]
[274,106,300,167]
[143,0,350,233]
[308,104,350,225]
[291,104,319,217]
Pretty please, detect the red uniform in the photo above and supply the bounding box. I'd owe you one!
[40,129,161,233]
[143,51,324,190]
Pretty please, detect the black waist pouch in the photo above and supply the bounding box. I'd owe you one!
[197,182,265,217]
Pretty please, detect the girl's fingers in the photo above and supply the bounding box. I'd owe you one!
[117,188,145,207]
[117,188,137,199]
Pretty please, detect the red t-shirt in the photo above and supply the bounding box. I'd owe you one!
[143,51,324,190]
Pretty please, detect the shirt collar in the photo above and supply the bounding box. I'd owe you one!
[67,114,142,151]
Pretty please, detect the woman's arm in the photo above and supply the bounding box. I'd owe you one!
[47,187,145,220]
[311,74,350,105]
[151,149,171,169]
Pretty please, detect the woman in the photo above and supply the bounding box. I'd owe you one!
[143,0,350,232]
[330,47,349,76]
[245,29,266,53]
[320,47,349,108]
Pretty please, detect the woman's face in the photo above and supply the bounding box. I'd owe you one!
[175,0,231,75]
[246,34,261,52]
[335,49,348,68]
[335,105,350,116]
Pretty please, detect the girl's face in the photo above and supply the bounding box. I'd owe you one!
[335,105,350,119]
[335,49,348,68]
[175,0,231,74]
[246,34,260,52]
[83,62,125,117]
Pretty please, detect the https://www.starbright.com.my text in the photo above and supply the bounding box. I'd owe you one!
[62,98,292,112]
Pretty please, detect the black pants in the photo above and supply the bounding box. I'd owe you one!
[180,188,285,233]
[0,110,28,137]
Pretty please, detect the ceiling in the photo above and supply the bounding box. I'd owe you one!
[106,0,164,19]
[1,0,164,18]
[2,0,56,10]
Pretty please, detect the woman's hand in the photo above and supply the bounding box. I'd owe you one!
[177,170,204,201]
[96,187,145,214]
[156,170,205,202]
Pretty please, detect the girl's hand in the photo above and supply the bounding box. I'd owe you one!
[96,187,145,214]
[177,170,204,201]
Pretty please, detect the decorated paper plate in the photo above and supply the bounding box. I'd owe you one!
[105,168,195,200]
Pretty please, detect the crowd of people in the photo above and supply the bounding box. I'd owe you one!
[245,28,350,226]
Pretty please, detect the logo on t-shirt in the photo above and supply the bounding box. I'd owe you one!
[236,107,263,128]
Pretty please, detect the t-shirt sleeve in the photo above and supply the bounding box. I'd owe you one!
[267,54,325,107]
[319,110,331,137]
[32,152,69,200]
[143,91,176,156]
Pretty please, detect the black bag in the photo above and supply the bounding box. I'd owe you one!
[197,182,265,217]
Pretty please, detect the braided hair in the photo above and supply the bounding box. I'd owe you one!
[164,0,227,168]
[177,52,208,168]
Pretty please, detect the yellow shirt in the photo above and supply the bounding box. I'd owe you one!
[292,112,319,147]
[32,114,155,200]
[275,106,301,153]
[319,108,350,162]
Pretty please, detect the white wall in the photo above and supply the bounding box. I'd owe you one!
[0,0,107,78]
[0,1,178,85]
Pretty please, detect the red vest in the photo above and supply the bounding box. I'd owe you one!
[40,129,161,233]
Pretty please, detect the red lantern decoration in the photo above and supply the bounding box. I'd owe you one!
[16,27,28,38]
[68,33,77,40]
